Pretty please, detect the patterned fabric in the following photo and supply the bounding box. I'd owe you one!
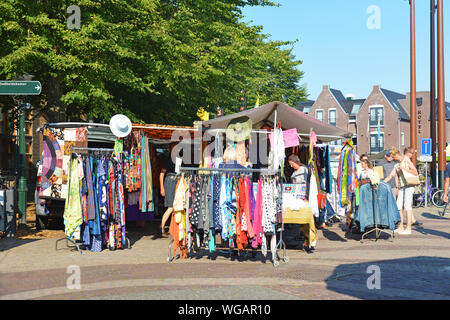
[338,141,359,210]
[212,177,221,230]
[40,127,87,200]
[97,158,109,234]
[90,235,102,252]
[251,178,263,249]
[189,180,201,227]
[262,179,277,234]
[63,157,83,239]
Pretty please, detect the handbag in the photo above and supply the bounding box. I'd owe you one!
[401,165,420,186]
[403,172,420,186]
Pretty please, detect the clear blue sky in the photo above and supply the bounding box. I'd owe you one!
[242,0,450,100]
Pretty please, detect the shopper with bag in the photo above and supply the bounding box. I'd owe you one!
[386,147,419,235]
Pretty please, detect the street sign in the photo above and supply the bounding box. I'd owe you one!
[421,138,432,156]
[419,155,432,162]
[0,81,42,95]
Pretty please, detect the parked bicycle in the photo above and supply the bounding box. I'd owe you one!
[412,176,446,208]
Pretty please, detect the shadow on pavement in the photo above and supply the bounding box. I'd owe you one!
[325,256,450,299]
[412,227,450,239]
[0,238,39,251]
[320,229,347,242]
[126,220,162,247]
[421,212,450,221]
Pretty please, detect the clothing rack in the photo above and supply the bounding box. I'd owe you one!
[168,166,287,268]
[71,147,115,152]
[179,167,280,174]
[56,146,129,254]
[360,183,395,242]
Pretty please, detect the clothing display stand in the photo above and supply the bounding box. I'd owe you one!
[55,237,83,254]
[55,147,127,254]
[168,166,286,267]
[360,183,395,243]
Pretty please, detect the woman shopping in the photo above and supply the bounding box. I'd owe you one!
[358,159,374,184]
[386,147,419,235]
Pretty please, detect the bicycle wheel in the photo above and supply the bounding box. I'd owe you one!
[431,190,446,208]
[412,193,424,208]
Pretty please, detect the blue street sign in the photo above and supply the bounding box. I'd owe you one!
[421,138,432,156]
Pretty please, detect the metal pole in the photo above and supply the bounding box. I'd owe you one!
[17,102,29,228]
[431,0,437,187]
[410,0,418,166]
[425,163,428,207]
[437,0,446,189]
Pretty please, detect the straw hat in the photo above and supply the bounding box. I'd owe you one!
[225,116,252,142]
[109,114,132,138]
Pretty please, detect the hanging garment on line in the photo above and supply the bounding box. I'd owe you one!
[173,175,188,241]
[262,179,277,234]
[63,157,83,239]
[251,177,264,249]
[212,176,222,231]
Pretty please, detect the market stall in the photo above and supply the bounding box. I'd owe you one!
[163,101,351,266]
[38,120,195,253]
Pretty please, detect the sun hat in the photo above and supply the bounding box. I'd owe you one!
[225,116,252,142]
[109,114,132,138]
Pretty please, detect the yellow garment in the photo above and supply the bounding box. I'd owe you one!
[283,207,318,247]
[235,142,247,167]
[173,176,188,240]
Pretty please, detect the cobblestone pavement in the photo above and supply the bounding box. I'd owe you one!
[1,207,449,300]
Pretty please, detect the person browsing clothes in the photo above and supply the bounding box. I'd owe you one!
[386,147,419,235]
[288,154,308,184]
[159,143,178,237]
[378,150,399,198]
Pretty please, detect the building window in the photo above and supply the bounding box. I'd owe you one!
[328,109,337,126]
[370,132,384,153]
[316,110,324,122]
[369,106,384,127]
[401,132,405,146]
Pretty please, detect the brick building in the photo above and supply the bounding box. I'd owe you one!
[356,86,410,155]
[398,91,450,149]
[300,84,450,157]
[303,85,355,145]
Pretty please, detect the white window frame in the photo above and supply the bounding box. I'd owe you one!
[315,109,324,122]
[328,108,337,126]
[369,105,385,127]
[401,132,405,146]
[369,131,385,153]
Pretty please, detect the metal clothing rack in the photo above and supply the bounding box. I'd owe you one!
[361,183,395,242]
[56,146,127,254]
[71,147,115,153]
[168,166,288,267]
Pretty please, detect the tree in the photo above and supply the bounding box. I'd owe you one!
[0,0,306,125]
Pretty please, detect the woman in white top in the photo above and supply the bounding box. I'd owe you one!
[359,159,374,181]
[386,146,418,235]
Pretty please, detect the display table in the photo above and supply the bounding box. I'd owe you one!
[282,207,318,248]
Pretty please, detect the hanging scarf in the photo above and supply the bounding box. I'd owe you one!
[140,134,147,211]
[63,157,83,239]
[341,148,350,206]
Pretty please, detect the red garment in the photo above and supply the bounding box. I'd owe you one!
[251,178,263,249]
[235,180,243,251]
[243,178,255,239]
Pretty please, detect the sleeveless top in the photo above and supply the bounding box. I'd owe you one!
[398,158,409,188]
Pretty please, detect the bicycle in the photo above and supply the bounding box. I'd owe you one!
[412,177,441,208]
[411,179,447,209]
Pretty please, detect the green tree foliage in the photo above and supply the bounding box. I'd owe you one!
[0,0,306,125]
